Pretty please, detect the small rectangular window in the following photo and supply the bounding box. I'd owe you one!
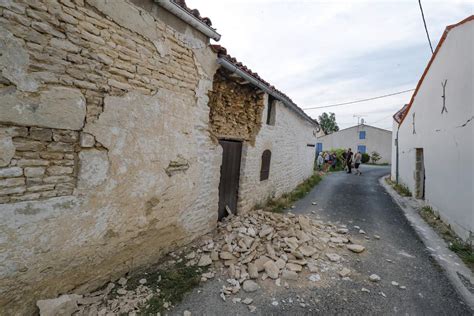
[266,95,276,125]
[357,145,366,153]
[359,131,366,139]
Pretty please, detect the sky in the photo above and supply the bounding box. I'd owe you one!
[187,0,472,130]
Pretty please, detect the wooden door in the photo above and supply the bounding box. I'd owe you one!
[218,140,242,220]
[415,148,425,199]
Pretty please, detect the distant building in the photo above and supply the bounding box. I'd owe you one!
[392,16,473,241]
[317,124,392,163]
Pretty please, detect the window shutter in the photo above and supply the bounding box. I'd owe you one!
[260,150,271,181]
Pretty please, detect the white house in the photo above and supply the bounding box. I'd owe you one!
[392,15,473,241]
[317,124,392,164]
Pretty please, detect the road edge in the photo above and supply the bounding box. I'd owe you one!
[379,176,474,310]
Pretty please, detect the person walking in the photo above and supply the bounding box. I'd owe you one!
[354,151,362,175]
[324,151,331,172]
[316,152,324,171]
[345,148,353,174]
[331,152,337,170]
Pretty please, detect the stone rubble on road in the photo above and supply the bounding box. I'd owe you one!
[39,210,369,315]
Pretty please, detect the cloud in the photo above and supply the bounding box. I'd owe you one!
[188,0,472,129]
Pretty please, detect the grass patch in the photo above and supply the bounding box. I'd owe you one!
[258,173,323,213]
[418,206,474,272]
[115,258,207,314]
[385,177,412,197]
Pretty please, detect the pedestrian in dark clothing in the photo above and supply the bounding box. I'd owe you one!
[331,153,337,170]
[346,148,353,174]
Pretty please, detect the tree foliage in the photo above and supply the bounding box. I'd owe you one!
[318,112,339,135]
[371,151,381,164]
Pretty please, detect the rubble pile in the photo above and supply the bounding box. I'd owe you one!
[193,210,365,300]
[38,210,366,315]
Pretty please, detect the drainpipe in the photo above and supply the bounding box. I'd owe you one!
[217,57,318,127]
[396,126,400,183]
[155,0,221,41]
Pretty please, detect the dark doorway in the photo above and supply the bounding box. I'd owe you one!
[218,140,242,220]
[415,148,425,199]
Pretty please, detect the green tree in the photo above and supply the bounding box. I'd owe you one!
[318,112,339,134]
[370,151,381,164]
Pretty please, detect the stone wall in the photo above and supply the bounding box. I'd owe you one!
[0,125,79,203]
[238,96,317,212]
[209,69,265,144]
[0,0,221,314]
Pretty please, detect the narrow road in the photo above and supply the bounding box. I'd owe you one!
[290,165,470,314]
[172,165,471,315]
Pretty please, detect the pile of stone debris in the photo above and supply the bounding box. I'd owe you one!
[191,210,365,308]
[37,210,366,315]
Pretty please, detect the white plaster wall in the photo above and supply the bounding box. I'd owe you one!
[318,125,392,163]
[391,120,398,181]
[238,97,317,211]
[397,20,473,240]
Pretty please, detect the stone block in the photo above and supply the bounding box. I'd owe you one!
[40,152,64,160]
[0,177,25,188]
[12,138,45,152]
[0,134,15,167]
[17,159,49,167]
[24,167,45,178]
[79,133,95,147]
[10,192,41,202]
[47,166,73,175]
[27,184,55,192]
[78,149,108,189]
[0,126,28,137]
[52,130,79,143]
[0,87,86,130]
[30,127,53,141]
[43,175,75,184]
[0,167,23,178]
[0,186,25,196]
[47,142,75,152]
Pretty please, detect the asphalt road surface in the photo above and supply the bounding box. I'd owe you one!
[172,165,471,315]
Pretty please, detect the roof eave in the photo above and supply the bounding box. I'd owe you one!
[155,0,221,41]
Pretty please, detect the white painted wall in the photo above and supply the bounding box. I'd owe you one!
[238,96,317,212]
[396,19,473,240]
[317,125,392,164]
[391,120,398,181]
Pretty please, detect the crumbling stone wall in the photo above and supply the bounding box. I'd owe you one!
[0,0,221,314]
[0,125,79,203]
[209,69,265,144]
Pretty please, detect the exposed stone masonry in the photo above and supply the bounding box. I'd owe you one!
[209,69,264,144]
[0,0,202,203]
[0,124,81,203]
[0,0,199,122]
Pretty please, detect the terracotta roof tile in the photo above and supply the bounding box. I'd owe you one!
[174,0,213,27]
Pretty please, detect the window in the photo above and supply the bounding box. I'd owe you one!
[266,95,276,125]
[260,150,271,181]
[357,145,366,153]
[359,131,366,139]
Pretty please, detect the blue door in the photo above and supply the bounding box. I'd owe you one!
[357,145,366,153]
[316,143,323,154]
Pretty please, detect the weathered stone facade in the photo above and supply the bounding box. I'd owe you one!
[209,69,265,144]
[0,1,318,314]
[0,0,221,314]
